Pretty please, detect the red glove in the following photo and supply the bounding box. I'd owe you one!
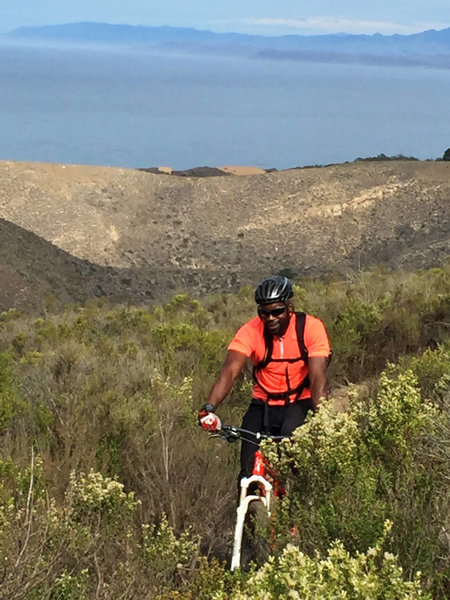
[198,404,222,432]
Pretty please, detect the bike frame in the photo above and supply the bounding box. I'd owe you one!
[214,425,284,571]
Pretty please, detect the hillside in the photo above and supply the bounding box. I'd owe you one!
[0,159,449,312]
[0,218,154,311]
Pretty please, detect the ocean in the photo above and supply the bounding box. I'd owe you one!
[0,42,449,170]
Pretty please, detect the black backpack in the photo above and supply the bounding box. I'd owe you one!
[252,312,310,404]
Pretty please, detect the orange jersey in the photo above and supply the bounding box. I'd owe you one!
[228,313,330,404]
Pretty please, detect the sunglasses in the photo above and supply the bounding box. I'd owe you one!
[258,305,287,318]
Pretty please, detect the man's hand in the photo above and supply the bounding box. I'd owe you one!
[198,404,222,432]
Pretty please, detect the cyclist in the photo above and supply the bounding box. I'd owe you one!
[198,275,331,482]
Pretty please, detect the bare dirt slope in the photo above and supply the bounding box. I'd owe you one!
[0,159,449,312]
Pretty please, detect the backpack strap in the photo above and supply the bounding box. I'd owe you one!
[254,325,274,370]
[295,312,308,363]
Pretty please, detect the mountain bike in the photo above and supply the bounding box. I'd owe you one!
[213,425,286,571]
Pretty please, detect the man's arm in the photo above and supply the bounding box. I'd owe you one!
[205,350,248,409]
[308,356,328,410]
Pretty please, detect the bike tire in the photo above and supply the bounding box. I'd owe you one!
[240,499,271,571]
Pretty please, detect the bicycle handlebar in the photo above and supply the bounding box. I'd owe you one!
[213,425,286,445]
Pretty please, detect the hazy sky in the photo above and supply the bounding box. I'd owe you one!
[1,1,449,36]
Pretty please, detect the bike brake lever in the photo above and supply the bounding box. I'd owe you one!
[211,431,240,442]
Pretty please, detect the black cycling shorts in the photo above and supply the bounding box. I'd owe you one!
[238,397,314,480]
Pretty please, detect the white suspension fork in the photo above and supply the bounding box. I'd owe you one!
[230,474,273,571]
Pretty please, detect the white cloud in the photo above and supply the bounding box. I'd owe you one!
[242,16,446,36]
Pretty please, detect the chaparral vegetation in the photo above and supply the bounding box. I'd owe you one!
[0,264,449,599]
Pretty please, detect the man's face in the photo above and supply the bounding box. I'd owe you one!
[258,302,291,336]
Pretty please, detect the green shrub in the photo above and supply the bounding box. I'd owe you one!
[0,266,448,597]
[142,513,199,589]
[0,462,200,599]
[397,344,450,403]
[66,469,138,523]
[233,523,429,599]
[330,297,384,377]
[0,352,25,432]
[264,368,448,596]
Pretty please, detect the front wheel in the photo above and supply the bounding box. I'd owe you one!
[240,499,271,571]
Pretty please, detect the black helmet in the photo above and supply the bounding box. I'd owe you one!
[255,275,293,305]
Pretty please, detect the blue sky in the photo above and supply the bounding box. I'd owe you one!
[1,1,449,36]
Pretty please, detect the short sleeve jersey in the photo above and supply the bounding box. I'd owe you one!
[228,313,330,403]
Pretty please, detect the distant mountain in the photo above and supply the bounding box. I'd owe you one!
[6,22,228,44]
[3,22,450,67]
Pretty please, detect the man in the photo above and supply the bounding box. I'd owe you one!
[198,275,331,481]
